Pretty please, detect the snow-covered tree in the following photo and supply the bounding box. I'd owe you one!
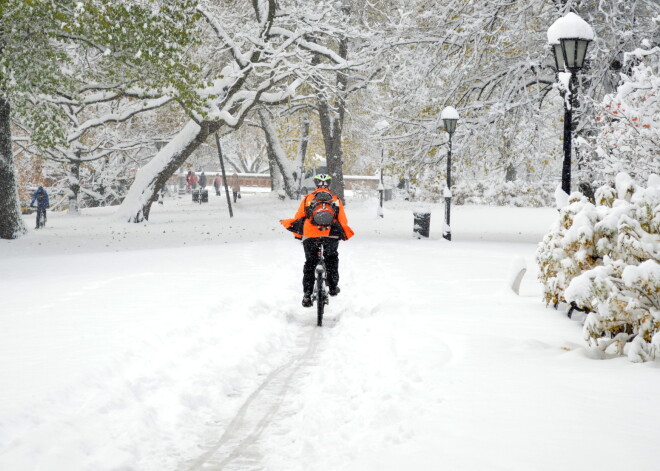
[0,0,201,238]
[350,0,659,204]
[14,96,183,213]
[589,46,659,185]
[219,126,269,175]
[258,108,302,198]
[116,0,365,222]
[360,1,561,194]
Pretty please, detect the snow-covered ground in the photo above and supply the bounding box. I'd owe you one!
[1,191,658,471]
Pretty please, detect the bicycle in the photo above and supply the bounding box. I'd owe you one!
[312,244,329,327]
[34,206,47,229]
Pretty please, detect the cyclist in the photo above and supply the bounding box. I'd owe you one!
[30,186,50,229]
[281,174,354,307]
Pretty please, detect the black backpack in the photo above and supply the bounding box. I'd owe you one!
[37,191,47,204]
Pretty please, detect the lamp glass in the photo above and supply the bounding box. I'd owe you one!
[560,38,590,70]
[443,118,457,135]
[552,43,564,71]
[575,39,589,68]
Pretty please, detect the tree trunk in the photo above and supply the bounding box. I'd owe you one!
[0,97,28,239]
[116,120,216,222]
[295,113,310,197]
[317,36,349,202]
[258,109,297,198]
[268,150,283,194]
[68,154,81,214]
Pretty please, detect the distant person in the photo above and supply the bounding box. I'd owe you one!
[30,186,50,229]
[199,172,207,190]
[191,172,198,190]
[214,174,222,195]
[231,173,241,203]
[186,171,194,193]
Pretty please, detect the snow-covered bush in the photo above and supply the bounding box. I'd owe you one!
[452,180,555,207]
[536,193,602,306]
[567,258,660,361]
[538,173,660,361]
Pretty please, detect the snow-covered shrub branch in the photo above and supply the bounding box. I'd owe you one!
[537,193,603,307]
[537,173,660,362]
[451,180,556,207]
[587,46,659,185]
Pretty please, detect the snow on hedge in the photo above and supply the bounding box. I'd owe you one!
[537,173,660,361]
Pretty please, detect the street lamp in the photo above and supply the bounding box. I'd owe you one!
[547,12,593,196]
[374,119,389,218]
[441,106,459,241]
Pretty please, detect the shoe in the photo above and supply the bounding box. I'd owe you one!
[329,286,340,296]
[302,293,312,308]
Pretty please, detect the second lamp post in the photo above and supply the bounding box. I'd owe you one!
[441,106,459,241]
[374,119,389,218]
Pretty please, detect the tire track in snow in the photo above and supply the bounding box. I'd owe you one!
[185,326,322,471]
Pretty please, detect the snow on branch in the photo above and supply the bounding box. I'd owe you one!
[260,78,302,103]
[197,6,249,68]
[68,96,173,142]
[269,27,350,65]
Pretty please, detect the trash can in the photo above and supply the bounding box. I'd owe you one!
[192,189,199,202]
[201,189,209,203]
[413,211,431,238]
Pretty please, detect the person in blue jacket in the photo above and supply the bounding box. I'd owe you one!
[30,187,50,229]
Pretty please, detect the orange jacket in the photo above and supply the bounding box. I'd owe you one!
[281,188,354,240]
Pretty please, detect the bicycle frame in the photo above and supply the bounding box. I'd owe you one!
[36,206,47,229]
[312,244,329,326]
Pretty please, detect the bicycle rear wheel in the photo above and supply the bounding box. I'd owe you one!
[36,209,44,228]
[316,276,325,327]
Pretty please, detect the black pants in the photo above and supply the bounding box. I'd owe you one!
[303,237,339,294]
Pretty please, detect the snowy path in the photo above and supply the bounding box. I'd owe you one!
[185,328,320,471]
[1,195,659,471]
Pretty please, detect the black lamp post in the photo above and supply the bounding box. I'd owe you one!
[378,159,384,218]
[547,13,593,196]
[441,106,459,241]
[374,119,389,218]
